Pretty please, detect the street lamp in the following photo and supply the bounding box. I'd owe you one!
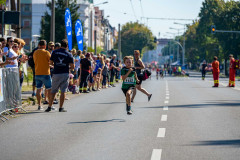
[174,22,191,67]
[169,27,184,62]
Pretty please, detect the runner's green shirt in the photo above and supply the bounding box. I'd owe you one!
[121,67,136,89]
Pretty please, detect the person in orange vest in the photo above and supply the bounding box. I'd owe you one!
[229,54,236,87]
[212,56,220,87]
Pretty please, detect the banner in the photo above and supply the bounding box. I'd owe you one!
[65,8,73,50]
[75,19,84,51]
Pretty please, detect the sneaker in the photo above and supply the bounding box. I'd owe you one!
[131,100,134,103]
[88,88,91,92]
[83,90,90,93]
[108,85,112,88]
[59,108,67,112]
[38,106,43,110]
[53,100,58,104]
[148,94,152,102]
[51,106,56,110]
[45,107,51,112]
[111,84,116,87]
[127,110,133,115]
[92,88,97,91]
[43,101,49,105]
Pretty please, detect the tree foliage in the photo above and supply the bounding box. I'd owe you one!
[162,0,240,69]
[120,22,156,57]
[40,0,81,48]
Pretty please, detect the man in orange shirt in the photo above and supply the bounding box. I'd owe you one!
[212,56,220,87]
[229,54,236,87]
[33,40,52,110]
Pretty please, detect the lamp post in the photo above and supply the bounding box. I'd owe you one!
[169,27,184,62]
[174,22,191,67]
[166,32,177,63]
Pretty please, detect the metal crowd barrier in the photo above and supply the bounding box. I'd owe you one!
[0,68,24,122]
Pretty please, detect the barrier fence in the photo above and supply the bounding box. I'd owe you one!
[0,68,22,121]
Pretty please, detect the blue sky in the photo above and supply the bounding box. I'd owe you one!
[95,0,204,38]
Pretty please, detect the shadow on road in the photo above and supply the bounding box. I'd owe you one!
[67,119,126,124]
[189,139,240,147]
[91,102,125,105]
[140,102,240,109]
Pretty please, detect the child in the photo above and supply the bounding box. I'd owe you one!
[121,56,139,115]
[96,68,102,90]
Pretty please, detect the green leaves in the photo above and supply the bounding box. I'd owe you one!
[120,22,156,57]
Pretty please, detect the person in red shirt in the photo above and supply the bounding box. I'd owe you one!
[212,56,220,87]
[229,54,236,87]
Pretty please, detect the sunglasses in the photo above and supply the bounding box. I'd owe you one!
[13,46,19,48]
[10,40,14,43]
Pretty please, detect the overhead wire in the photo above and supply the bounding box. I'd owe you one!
[129,0,138,21]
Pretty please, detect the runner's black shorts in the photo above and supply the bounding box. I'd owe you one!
[122,86,135,96]
[136,75,143,85]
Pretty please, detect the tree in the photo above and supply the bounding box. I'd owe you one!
[0,0,6,4]
[40,0,81,49]
[120,22,156,57]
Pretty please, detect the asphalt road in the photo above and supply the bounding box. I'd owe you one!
[1,72,240,160]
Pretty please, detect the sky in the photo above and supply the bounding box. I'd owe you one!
[95,0,204,38]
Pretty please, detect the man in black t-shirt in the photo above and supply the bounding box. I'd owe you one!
[79,53,92,93]
[110,54,117,87]
[45,39,74,112]
[201,60,207,80]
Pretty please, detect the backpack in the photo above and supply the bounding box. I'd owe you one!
[142,69,152,81]
[28,47,38,68]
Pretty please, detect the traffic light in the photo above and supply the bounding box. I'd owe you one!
[211,25,216,34]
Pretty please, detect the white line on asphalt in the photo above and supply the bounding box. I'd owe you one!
[157,128,166,137]
[161,115,167,121]
[166,93,170,96]
[163,106,168,110]
[151,149,162,160]
[164,101,169,104]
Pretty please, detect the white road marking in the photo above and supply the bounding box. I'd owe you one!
[164,101,169,104]
[151,149,162,160]
[163,106,168,110]
[166,93,170,96]
[161,115,167,121]
[157,128,166,137]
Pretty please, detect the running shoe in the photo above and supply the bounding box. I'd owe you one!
[45,107,51,112]
[43,101,49,105]
[111,84,116,87]
[38,106,43,111]
[59,108,67,112]
[148,94,152,102]
[92,88,97,91]
[127,110,133,115]
[53,100,58,104]
[88,88,91,92]
[83,90,90,93]
[108,85,112,88]
[51,106,56,110]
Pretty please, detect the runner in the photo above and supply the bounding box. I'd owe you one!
[121,56,139,115]
[156,66,160,80]
[109,54,118,87]
[131,50,152,102]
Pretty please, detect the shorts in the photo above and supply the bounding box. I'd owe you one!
[88,74,94,83]
[93,72,97,76]
[35,75,52,89]
[73,69,79,80]
[136,75,143,85]
[122,86,135,96]
[51,73,69,93]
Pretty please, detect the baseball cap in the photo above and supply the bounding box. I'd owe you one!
[48,41,55,46]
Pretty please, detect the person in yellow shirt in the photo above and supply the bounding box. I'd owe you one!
[33,40,52,110]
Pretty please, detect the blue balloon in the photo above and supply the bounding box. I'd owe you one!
[75,19,83,51]
[65,8,72,50]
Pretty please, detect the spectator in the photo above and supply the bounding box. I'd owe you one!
[48,41,55,54]
[45,39,74,112]
[5,37,18,68]
[33,40,52,111]
[55,43,61,50]
[79,53,91,93]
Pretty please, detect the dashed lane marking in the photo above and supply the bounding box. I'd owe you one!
[161,115,167,121]
[157,128,166,137]
[151,149,162,160]
[164,101,169,104]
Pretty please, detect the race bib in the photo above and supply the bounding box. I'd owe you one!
[124,77,134,83]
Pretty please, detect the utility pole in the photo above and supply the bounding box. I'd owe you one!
[50,0,55,42]
[183,25,185,66]
[118,24,121,60]
[17,0,21,38]
[94,30,97,54]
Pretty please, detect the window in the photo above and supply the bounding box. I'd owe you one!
[23,20,30,28]
[23,4,31,12]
